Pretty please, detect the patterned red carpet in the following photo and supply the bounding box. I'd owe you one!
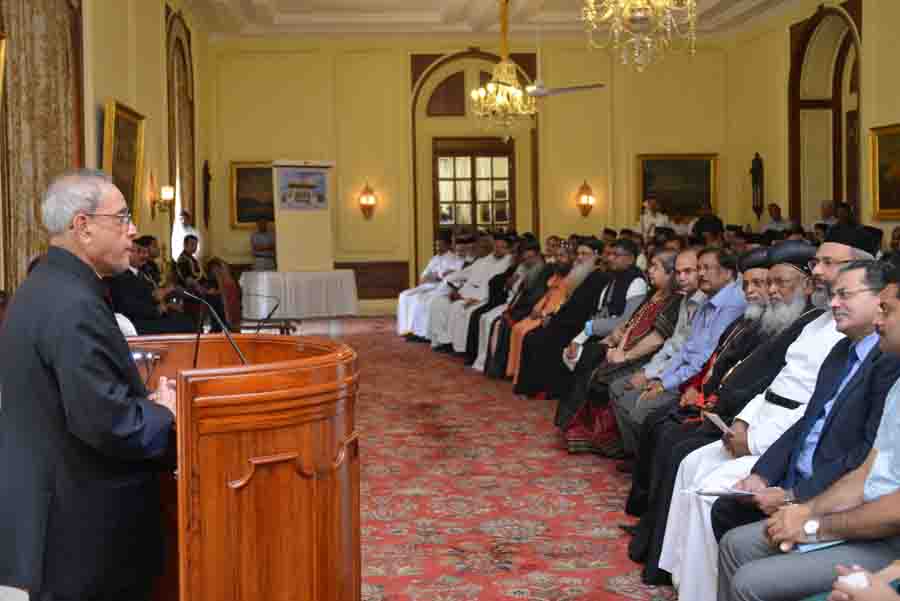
[315,317,676,601]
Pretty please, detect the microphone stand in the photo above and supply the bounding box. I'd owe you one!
[192,311,205,369]
[181,290,248,366]
[255,301,281,334]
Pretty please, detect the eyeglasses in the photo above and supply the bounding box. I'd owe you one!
[85,211,133,226]
[831,287,877,302]
[808,257,852,270]
[769,276,804,289]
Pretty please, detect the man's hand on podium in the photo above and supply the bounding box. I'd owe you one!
[150,376,177,419]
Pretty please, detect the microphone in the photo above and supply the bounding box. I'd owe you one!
[175,289,248,366]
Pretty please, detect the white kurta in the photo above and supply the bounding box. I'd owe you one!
[431,254,510,349]
[396,252,463,334]
[410,260,474,339]
[448,259,518,353]
[657,311,844,601]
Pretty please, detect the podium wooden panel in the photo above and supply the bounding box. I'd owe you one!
[128,334,360,601]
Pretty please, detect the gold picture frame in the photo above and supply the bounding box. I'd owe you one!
[230,161,274,229]
[102,99,146,225]
[637,153,719,218]
[871,123,900,220]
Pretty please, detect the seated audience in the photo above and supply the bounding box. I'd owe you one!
[763,203,792,233]
[694,215,727,247]
[631,243,818,577]
[176,233,229,331]
[555,249,681,452]
[207,257,242,330]
[608,247,746,459]
[513,239,609,398]
[658,226,876,601]
[544,235,562,260]
[718,261,900,601]
[397,233,462,336]
[134,235,162,285]
[602,228,618,246]
[107,246,194,335]
[499,246,573,382]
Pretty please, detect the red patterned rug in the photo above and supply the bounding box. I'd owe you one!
[317,317,676,601]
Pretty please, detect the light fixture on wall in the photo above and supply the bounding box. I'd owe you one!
[469,0,536,129]
[582,0,697,72]
[152,184,175,219]
[358,182,377,219]
[577,180,596,217]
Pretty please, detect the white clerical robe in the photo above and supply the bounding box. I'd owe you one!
[657,312,844,601]
[410,259,474,338]
[446,255,513,351]
[471,303,508,371]
[430,254,510,348]
[396,252,463,334]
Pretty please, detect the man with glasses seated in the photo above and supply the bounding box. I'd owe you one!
[718,262,900,601]
[659,226,877,601]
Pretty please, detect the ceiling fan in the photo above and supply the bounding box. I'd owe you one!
[525,3,606,98]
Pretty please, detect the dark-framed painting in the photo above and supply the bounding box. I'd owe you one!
[637,153,718,218]
[102,99,146,224]
[230,161,274,228]
[871,123,900,220]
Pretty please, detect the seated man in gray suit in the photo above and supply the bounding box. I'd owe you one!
[718,261,900,601]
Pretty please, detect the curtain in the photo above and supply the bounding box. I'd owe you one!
[0,0,82,290]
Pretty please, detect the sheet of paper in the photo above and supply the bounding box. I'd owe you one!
[794,540,846,553]
[693,487,755,498]
[705,412,734,435]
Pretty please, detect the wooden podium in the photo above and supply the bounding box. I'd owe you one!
[128,334,360,601]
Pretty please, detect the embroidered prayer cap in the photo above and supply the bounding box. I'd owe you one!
[825,225,880,257]
[738,247,770,273]
[768,240,817,275]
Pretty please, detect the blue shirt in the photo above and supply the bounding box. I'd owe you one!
[864,376,900,502]
[659,280,747,392]
[796,332,879,478]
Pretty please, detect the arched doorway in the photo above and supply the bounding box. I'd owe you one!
[789,1,861,225]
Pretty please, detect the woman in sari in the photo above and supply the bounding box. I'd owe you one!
[207,257,242,331]
[505,246,573,382]
[556,249,681,453]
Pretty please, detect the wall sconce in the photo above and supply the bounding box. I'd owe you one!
[152,185,175,219]
[358,181,377,219]
[576,180,596,217]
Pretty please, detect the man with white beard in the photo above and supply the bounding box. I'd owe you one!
[658,230,878,601]
[430,234,512,352]
[397,233,463,337]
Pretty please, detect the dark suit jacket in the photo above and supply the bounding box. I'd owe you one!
[507,263,553,321]
[752,336,900,501]
[0,247,174,596]
[108,268,162,321]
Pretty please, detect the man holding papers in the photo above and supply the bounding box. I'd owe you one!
[717,260,900,601]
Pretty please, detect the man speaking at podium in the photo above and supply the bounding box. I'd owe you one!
[0,170,177,601]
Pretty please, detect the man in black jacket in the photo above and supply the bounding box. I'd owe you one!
[0,170,176,601]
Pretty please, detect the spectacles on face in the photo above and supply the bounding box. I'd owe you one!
[85,210,134,226]
[808,257,852,270]
[830,287,877,302]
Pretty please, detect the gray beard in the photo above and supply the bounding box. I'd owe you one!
[761,294,808,335]
[566,261,595,291]
[744,302,767,322]
[522,261,545,289]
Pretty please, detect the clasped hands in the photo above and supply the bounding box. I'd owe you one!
[722,420,751,458]
[149,376,178,419]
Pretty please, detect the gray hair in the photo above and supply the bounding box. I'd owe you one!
[42,169,113,235]
[654,250,678,275]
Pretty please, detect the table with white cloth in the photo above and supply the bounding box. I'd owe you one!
[240,270,359,320]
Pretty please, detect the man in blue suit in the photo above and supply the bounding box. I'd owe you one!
[715,260,900,601]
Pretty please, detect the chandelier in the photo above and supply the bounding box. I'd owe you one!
[470,0,536,129]
[582,0,698,71]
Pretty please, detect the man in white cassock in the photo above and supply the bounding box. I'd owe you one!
[658,231,874,601]
[397,235,463,335]
[430,235,512,351]
[409,236,479,340]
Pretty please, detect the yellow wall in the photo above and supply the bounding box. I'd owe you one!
[82,0,210,259]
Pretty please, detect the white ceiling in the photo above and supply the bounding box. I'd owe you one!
[187,0,800,36]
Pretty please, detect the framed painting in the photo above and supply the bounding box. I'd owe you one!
[871,124,900,220]
[637,154,718,218]
[230,162,274,228]
[276,166,329,211]
[102,100,146,224]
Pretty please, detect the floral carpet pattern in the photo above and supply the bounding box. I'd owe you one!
[319,317,676,601]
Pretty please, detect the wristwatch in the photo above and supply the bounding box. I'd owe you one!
[803,518,820,543]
